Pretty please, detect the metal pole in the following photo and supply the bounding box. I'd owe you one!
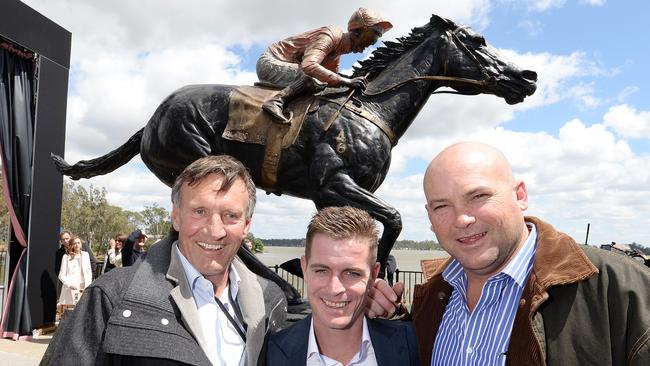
[584,223,590,245]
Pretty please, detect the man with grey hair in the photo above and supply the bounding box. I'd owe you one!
[266,206,418,365]
[42,155,287,366]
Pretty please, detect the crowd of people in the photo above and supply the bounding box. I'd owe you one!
[54,229,151,317]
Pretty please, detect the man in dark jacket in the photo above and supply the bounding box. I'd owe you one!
[367,142,650,365]
[267,206,418,366]
[41,155,287,365]
[121,228,148,266]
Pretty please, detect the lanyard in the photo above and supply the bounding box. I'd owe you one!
[214,290,247,343]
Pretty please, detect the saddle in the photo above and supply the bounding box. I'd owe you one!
[224,85,316,190]
[224,85,395,191]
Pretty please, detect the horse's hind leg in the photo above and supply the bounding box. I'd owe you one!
[313,172,402,278]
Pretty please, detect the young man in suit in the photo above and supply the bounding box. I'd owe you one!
[266,206,418,366]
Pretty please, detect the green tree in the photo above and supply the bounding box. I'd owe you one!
[246,233,264,253]
[61,180,132,256]
[140,203,171,239]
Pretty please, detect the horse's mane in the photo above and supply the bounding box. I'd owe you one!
[352,14,452,80]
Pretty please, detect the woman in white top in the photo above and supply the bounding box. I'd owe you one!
[58,236,93,306]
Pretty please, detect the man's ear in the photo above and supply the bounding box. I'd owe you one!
[300,255,307,277]
[515,179,529,211]
[244,219,253,237]
[171,205,180,231]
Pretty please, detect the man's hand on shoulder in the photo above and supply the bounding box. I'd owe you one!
[366,279,405,319]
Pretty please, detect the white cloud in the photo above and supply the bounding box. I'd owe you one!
[526,0,567,12]
[603,104,650,140]
[617,86,639,102]
[517,19,543,36]
[567,82,600,109]
[580,0,606,6]
[501,50,606,107]
[522,0,605,12]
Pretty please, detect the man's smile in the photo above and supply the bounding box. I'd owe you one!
[322,298,350,309]
[197,242,225,250]
[457,232,487,244]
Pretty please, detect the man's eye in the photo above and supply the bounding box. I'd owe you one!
[473,193,488,200]
[223,212,241,223]
[345,271,361,278]
[433,204,447,211]
[193,208,205,215]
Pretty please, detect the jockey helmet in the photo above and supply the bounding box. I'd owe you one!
[348,8,393,34]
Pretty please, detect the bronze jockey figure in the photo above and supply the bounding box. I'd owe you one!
[256,8,392,124]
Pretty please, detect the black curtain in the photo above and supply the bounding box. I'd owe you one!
[0,41,36,339]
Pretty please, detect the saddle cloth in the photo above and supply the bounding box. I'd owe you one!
[224,85,313,149]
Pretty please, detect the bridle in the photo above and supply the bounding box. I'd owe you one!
[361,25,496,97]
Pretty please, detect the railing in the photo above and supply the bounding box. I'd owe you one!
[268,265,425,308]
[268,265,306,298]
[394,269,425,308]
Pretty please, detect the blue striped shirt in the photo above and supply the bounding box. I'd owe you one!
[431,224,537,366]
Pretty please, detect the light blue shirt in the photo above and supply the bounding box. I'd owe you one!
[174,244,244,366]
[431,223,537,366]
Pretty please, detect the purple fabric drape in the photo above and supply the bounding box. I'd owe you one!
[0,41,36,340]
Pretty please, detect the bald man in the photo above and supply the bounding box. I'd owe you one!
[367,142,650,366]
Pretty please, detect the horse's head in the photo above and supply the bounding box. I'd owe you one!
[431,15,537,104]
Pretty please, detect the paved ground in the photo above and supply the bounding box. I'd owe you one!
[0,335,50,366]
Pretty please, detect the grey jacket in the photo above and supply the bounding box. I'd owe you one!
[41,234,287,366]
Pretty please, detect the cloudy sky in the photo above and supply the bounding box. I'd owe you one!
[22,0,650,247]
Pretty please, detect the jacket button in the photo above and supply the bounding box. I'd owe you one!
[122,310,132,318]
[519,299,526,308]
[438,292,446,300]
[161,318,169,325]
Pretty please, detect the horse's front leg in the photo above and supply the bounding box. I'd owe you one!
[313,172,402,278]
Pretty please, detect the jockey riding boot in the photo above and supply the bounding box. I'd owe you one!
[263,76,316,124]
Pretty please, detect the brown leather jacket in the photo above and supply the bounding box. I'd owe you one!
[413,216,650,366]
[268,26,350,85]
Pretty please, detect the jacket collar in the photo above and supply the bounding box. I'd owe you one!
[421,216,598,289]
[274,315,403,366]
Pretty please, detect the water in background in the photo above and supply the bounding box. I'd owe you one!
[257,246,448,271]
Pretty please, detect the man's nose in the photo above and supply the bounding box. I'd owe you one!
[455,212,476,228]
[327,274,345,294]
[207,215,227,240]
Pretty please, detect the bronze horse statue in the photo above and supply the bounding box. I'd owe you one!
[53,15,536,301]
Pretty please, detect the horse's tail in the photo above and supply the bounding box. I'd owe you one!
[51,128,143,180]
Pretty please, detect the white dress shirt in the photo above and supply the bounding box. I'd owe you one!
[175,245,245,366]
[306,316,378,366]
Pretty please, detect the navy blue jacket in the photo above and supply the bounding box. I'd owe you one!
[266,315,419,366]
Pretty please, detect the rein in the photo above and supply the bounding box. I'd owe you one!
[361,26,494,97]
[320,25,494,145]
